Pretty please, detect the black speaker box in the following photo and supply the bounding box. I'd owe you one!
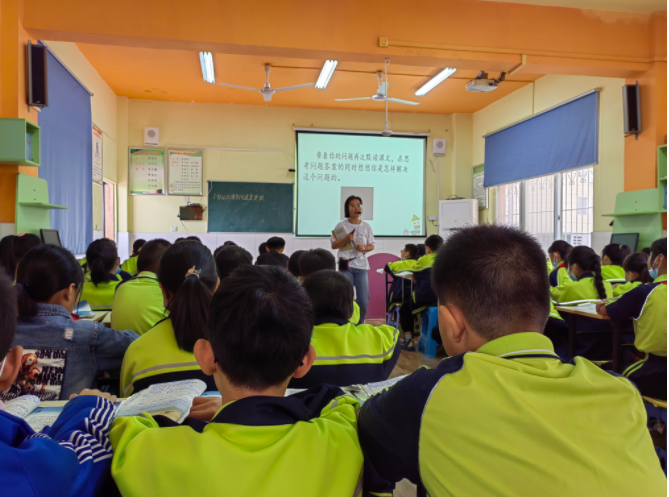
[622,83,640,136]
[26,41,48,108]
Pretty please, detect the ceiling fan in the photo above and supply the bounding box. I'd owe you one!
[335,59,419,108]
[218,64,314,101]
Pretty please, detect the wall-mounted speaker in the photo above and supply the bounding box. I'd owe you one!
[26,41,48,108]
[622,83,641,136]
[144,127,159,146]
[432,138,447,156]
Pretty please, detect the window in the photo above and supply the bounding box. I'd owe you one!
[495,167,594,251]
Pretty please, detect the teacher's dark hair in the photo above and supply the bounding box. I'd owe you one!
[344,195,363,218]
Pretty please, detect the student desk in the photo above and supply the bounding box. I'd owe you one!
[555,305,626,373]
[376,269,413,318]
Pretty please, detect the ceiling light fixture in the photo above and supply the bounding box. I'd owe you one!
[414,67,457,96]
[199,52,215,84]
[315,60,338,89]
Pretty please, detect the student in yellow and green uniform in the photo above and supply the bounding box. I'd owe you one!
[358,225,665,496]
[120,239,146,276]
[119,241,219,396]
[299,248,361,325]
[290,270,401,388]
[547,240,572,287]
[80,239,133,311]
[612,252,652,296]
[600,243,631,284]
[550,246,612,304]
[599,238,667,400]
[399,234,443,351]
[110,266,364,497]
[112,239,171,335]
[383,244,418,310]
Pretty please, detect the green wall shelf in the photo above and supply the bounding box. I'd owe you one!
[0,118,40,166]
[15,173,67,236]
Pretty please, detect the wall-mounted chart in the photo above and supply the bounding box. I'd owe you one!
[129,148,165,195]
[167,149,203,196]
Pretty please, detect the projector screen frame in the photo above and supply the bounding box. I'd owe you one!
[294,129,428,238]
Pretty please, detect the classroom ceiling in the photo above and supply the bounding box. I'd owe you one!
[75,44,541,115]
[477,0,666,14]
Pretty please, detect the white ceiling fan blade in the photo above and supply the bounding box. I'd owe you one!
[386,97,419,106]
[218,82,261,92]
[273,83,315,92]
[335,97,374,102]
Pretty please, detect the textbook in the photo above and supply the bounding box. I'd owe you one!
[3,379,207,432]
[344,375,408,402]
[332,225,355,252]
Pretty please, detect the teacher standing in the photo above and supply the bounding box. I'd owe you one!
[331,195,375,323]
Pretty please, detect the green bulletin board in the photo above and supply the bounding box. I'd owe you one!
[129,148,165,195]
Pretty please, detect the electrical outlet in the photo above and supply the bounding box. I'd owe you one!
[183,197,189,203]
[428,216,437,221]
[171,226,178,232]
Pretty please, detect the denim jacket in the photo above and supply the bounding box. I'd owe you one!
[8,304,138,400]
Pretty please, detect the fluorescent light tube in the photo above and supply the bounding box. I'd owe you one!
[315,60,338,89]
[199,52,215,84]
[414,67,457,96]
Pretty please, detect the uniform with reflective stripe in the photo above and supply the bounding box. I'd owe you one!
[601,264,626,283]
[289,320,401,388]
[110,385,364,497]
[612,279,642,297]
[384,259,416,304]
[111,272,167,336]
[412,253,437,310]
[358,332,665,496]
[351,301,361,325]
[120,255,139,276]
[119,317,215,396]
[549,272,612,304]
[81,272,132,311]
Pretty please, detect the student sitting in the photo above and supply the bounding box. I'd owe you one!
[9,245,138,400]
[598,238,667,399]
[290,270,401,388]
[600,243,631,284]
[384,244,418,308]
[255,236,289,268]
[257,241,268,259]
[110,265,364,497]
[213,240,238,257]
[214,245,253,280]
[399,234,443,351]
[112,239,171,335]
[287,249,306,278]
[547,240,572,287]
[613,252,651,296]
[120,238,145,276]
[0,271,118,497]
[550,246,612,304]
[81,239,132,311]
[358,225,666,496]
[299,248,361,324]
[119,241,219,396]
[0,233,41,280]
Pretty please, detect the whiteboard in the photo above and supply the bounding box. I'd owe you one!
[472,164,488,209]
[167,149,203,196]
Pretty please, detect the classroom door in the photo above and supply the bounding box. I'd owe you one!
[103,180,116,242]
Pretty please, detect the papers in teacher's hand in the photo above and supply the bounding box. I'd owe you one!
[332,225,355,252]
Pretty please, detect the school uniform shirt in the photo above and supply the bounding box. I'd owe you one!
[412,253,438,310]
[549,272,613,304]
[111,271,167,335]
[110,385,364,497]
[0,396,116,497]
[384,259,417,304]
[351,301,361,325]
[358,332,666,496]
[612,280,643,297]
[8,304,138,400]
[119,317,216,396]
[601,264,626,283]
[81,271,133,311]
[288,318,401,388]
[330,219,375,270]
[256,251,290,268]
[548,262,570,287]
[120,255,139,276]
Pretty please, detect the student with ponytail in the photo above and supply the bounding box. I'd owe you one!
[80,238,132,310]
[600,243,630,283]
[0,233,41,279]
[550,246,612,304]
[119,241,219,396]
[547,240,573,287]
[8,245,138,400]
[612,252,652,296]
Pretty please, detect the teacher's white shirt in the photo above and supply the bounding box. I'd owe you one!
[330,219,375,270]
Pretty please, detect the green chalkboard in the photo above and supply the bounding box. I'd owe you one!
[207,181,294,233]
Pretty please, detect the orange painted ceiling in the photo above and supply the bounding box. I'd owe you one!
[76,44,542,115]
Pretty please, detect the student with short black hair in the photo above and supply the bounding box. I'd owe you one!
[9,245,138,400]
[81,238,132,311]
[599,238,667,399]
[358,225,665,496]
[121,239,146,276]
[214,241,238,257]
[119,241,219,396]
[612,252,651,296]
[256,236,289,268]
[215,245,253,280]
[287,249,306,278]
[0,233,41,280]
[112,239,172,335]
[110,265,364,497]
[185,236,202,243]
[292,270,400,388]
[601,243,631,283]
[547,240,573,287]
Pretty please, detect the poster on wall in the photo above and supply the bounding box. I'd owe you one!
[473,164,488,209]
[92,125,103,185]
[129,147,165,195]
[167,149,204,196]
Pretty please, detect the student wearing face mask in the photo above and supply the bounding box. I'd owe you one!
[331,195,375,324]
[550,246,612,304]
[612,252,652,297]
[598,238,667,399]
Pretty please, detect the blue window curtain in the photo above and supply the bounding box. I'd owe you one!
[483,91,599,188]
[38,46,93,254]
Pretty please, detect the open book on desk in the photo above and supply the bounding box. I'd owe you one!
[4,379,207,432]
